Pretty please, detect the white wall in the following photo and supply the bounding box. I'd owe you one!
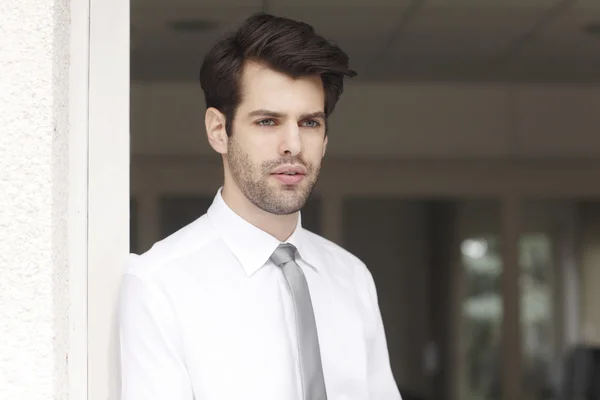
[0,0,70,398]
[131,82,600,159]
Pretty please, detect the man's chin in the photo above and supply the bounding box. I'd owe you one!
[266,189,311,214]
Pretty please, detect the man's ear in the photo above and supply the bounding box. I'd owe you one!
[322,135,328,158]
[205,107,228,154]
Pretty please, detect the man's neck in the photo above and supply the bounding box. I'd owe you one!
[221,184,298,242]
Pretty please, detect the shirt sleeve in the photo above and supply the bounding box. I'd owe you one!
[363,266,403,400]
[118,272,194,400]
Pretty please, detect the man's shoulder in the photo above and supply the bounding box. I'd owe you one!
[125,214,219,281]
[301,228,368,272]
[302,229,377,308]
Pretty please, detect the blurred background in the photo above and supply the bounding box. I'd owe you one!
[129,1,600,399]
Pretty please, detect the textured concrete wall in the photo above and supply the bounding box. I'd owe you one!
[0,0,70,398]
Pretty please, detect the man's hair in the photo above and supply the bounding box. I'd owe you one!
[199,12,357,136]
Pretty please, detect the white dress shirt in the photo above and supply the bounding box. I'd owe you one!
[118,189,402,400]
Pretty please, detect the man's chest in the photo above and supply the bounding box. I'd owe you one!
[171,269,371,399]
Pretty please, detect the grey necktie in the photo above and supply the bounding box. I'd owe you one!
[271,243,327,400]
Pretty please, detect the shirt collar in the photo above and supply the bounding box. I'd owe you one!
[206,188,321,276]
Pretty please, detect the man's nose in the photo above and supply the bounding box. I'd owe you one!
[278,123,302,157]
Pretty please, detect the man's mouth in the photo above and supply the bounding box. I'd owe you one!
[270,166,307,185]
[271,165,307,176]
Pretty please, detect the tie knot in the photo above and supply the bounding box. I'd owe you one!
[270,243,297,267]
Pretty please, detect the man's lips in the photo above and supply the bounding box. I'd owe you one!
[270,164,307,175]
[270,164,307,185]
[271,173,305,185]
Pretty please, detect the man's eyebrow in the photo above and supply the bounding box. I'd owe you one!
[247,109,326,120]
[300,111,326,120]
[247,109,284,118]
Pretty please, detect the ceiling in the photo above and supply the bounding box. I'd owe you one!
[131,0,600,83]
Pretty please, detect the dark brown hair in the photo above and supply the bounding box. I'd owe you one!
[199,12,357,136]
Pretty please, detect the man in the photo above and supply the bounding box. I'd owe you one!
[119,12,402,400]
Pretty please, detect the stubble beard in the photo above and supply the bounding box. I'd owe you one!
[227,135,320,215]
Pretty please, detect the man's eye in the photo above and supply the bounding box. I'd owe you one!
[302,120,321,128]
[257,119,276,126]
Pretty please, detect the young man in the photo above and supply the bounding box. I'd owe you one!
[119,13,402,400]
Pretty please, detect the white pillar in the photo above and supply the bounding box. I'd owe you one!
[86,0,130,398]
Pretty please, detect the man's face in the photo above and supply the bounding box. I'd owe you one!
[226,62,328,215]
